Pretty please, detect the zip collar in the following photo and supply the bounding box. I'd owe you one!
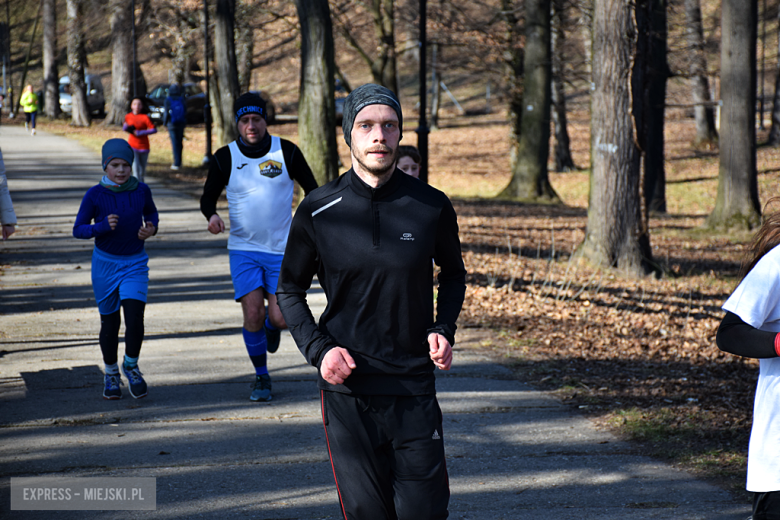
[347,167,403,200]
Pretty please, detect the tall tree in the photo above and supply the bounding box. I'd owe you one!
[578,0,593,79]
[296,0,338,186]
[211,0,240,145]
[42,0,59,119]
[105,0,134,125]
[551,0,575,172]
[685,0,718,146]
[637,0,669,214]
[236,0,254,92]
[499,0,558,201]
[767,5,780,145]
[579,0,652,275]
[150,1,200,85]
[332,0,398,94]
[66,0,90,126]
[707,0,760,229]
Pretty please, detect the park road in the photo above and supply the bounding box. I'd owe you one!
[0,125,751,519]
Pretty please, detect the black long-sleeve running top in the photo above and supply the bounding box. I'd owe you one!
[717,311,780,358]
[277,168,467,396]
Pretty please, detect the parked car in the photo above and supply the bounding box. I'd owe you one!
[146,83,207,124]
[146,84,277,125]
[57,75,105,117]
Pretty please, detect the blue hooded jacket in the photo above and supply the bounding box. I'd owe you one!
[163,84,185,127]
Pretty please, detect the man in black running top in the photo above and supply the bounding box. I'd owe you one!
[201,92,317,402]
[277,84,466,519]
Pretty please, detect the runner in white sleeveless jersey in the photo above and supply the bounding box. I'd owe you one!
[201,92,318,401]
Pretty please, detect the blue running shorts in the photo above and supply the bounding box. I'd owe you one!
[91,247,150,314]
[229,250,283,301]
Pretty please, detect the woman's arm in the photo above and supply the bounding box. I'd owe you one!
[716,311,780,358]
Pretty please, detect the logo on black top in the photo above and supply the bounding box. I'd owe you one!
[401,233,415,241]
[258,160,283,178]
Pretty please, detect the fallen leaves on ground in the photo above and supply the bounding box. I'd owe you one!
[454,200,755,493]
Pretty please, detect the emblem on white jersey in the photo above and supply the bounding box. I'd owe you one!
[258,160,283,178]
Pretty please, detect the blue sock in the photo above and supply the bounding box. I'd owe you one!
[123,355,139,369]
[243,327,268,375]
[264,316,278,331]
[105,363,119,375]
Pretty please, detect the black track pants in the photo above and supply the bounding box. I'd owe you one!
[320,390,449,520]
[753,491,780,520]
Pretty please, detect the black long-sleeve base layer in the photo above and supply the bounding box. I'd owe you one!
[716,311,779,359]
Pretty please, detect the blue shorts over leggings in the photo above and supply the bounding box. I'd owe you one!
[91,247,149,314]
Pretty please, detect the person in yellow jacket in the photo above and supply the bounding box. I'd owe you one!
[20,85,39,136]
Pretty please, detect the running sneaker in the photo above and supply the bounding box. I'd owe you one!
[122,364,148,399]
[265,321,281,354]
[250,374,272,402]
[103,374,122,400]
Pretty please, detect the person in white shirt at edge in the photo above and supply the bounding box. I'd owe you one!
[200,92,318,402]
[0,148,17,240]
[717,197,780,520]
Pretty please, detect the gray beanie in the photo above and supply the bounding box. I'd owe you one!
[102,138,134,170]
[341,84,402,148]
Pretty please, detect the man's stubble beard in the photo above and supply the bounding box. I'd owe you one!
[353,146,400,179]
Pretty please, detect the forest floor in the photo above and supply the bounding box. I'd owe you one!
[32,107,780,495]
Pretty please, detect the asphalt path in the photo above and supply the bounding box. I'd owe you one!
[0,125,751,519]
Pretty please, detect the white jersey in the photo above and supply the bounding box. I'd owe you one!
[722,244,780,492]
[226,136,294,254]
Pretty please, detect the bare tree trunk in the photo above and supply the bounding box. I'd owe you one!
[296,0,338,186]
[66,0,90,127]
[105,0,133,125]
[768,6,780,145]
[707,0,760,230]
[236,26,253,92]
[213,0,240,146]
[236,0,254,92]
[378,0,398,94]
[685,0,718,146]
[638,0,668,214]
[551,0,575,172]
[430,44,440,130]
[169,18,193,86]
[149,3,198,86]
[501,0,524,193]
[579,0,652,276]
[499,0,558,201]
[42,0,59,119]
[333,0,398,95]
[578,0,592,80]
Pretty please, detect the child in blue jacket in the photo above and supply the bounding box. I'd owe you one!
[73,139,159,400]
